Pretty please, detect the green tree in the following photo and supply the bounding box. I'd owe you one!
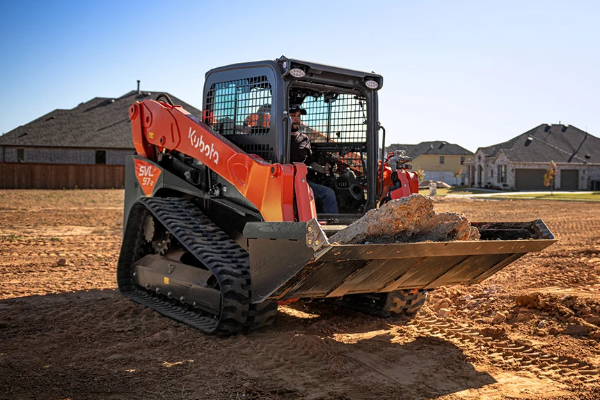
[416,168,425,182]
[453,169,463,186]
[544,161,557,195]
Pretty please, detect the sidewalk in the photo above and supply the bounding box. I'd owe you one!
[446,190,598,198]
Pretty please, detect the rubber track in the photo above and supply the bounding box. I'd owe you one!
[410,317,600,385]
[117,197,277,335]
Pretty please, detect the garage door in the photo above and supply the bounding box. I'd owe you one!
[515,169,547,190]
[560,170,579,191]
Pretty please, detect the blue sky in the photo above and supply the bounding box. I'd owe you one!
[1,0,598,151]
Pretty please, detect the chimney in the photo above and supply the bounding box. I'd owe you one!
[137,80,140,94]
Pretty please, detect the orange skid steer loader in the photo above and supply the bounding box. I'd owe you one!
[117,57,555,334]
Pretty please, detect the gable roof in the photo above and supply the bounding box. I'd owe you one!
[0,91,201,149]
[386,141,472,158]
[478,124,600,164]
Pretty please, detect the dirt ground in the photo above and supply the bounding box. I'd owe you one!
[1,190,599,400]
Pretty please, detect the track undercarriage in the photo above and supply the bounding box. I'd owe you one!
[117,197,278,335]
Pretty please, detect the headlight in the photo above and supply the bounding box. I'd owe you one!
[364,79,379,89]
[289,68,306,78]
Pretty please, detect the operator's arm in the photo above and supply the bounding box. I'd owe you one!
[309,161,329,175]
[292,133,330,174]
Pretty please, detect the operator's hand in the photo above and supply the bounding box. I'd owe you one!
[324,163,331,175]
[309,161,328,175]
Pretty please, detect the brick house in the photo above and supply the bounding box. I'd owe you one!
[0,90,200,189]
[466,124,600,191]
[386,141,473,185]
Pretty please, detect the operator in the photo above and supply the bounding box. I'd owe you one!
[289,105,339,213]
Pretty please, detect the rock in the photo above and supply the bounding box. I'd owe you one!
[56,258,67,266]
[438,308,451,318]
[561,295,576,307]
[433,298,452,310]
[563,323,588,336]
[515,294,538,308]
[591,331,600,340]
[459,295,473,302]
[483,286,501,295]
[492,312,506,324]
[584,316,600,325]
[481,326,506,338]
[467,300,479,308]
[549,327,560,335]
[329,194,480,245]
[578,305,592,315]
[515,313,531,323]
[556,305,574,318]
[538,320,547,328]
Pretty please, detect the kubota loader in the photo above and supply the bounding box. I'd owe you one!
[117,56,556,334]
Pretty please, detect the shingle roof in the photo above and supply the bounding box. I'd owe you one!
[0,91,201,149]
[478,124,600,163]
[386,141,472,158]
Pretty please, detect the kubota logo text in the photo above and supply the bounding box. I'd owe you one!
[189,127,219,165]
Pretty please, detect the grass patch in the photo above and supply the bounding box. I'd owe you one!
[419,188,502,196]
[488,192,600,202]
[0,233,22,241]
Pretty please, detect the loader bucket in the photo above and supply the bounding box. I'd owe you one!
[244,220,556,303]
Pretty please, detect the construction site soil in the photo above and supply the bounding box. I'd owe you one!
[1,190,599,400]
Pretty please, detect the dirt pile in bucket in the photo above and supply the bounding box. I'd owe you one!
[329,194,480,245]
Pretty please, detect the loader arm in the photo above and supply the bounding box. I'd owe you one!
[129,99,316,222]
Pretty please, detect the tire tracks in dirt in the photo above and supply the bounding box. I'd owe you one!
[409,316,600,386]
[0,237,119,261]
[217,331,397,399]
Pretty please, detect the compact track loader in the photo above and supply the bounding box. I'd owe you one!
[117,57,556,334]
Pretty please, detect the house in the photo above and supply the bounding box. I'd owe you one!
[466,124,600,191]
[386,141,473,185]
[0,89,200,189]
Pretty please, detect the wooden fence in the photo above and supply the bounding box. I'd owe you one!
[0,163,125,189]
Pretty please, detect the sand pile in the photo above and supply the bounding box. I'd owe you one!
[330,194,480,245]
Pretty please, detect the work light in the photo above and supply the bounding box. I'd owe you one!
[364,79,379,89]
[289,68,306,78]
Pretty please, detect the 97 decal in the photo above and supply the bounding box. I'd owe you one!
[134,159,162,196]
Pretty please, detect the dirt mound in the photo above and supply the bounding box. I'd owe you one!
[515,293,600,320]
[330,194,480,244]
[513,292,600,338]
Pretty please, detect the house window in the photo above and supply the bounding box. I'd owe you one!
[497,165,507,183]
[95,150,106,164]
[440,156,445,165]
[491,169,494,178]
[17,148,25,162]
[460,157,465,165]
